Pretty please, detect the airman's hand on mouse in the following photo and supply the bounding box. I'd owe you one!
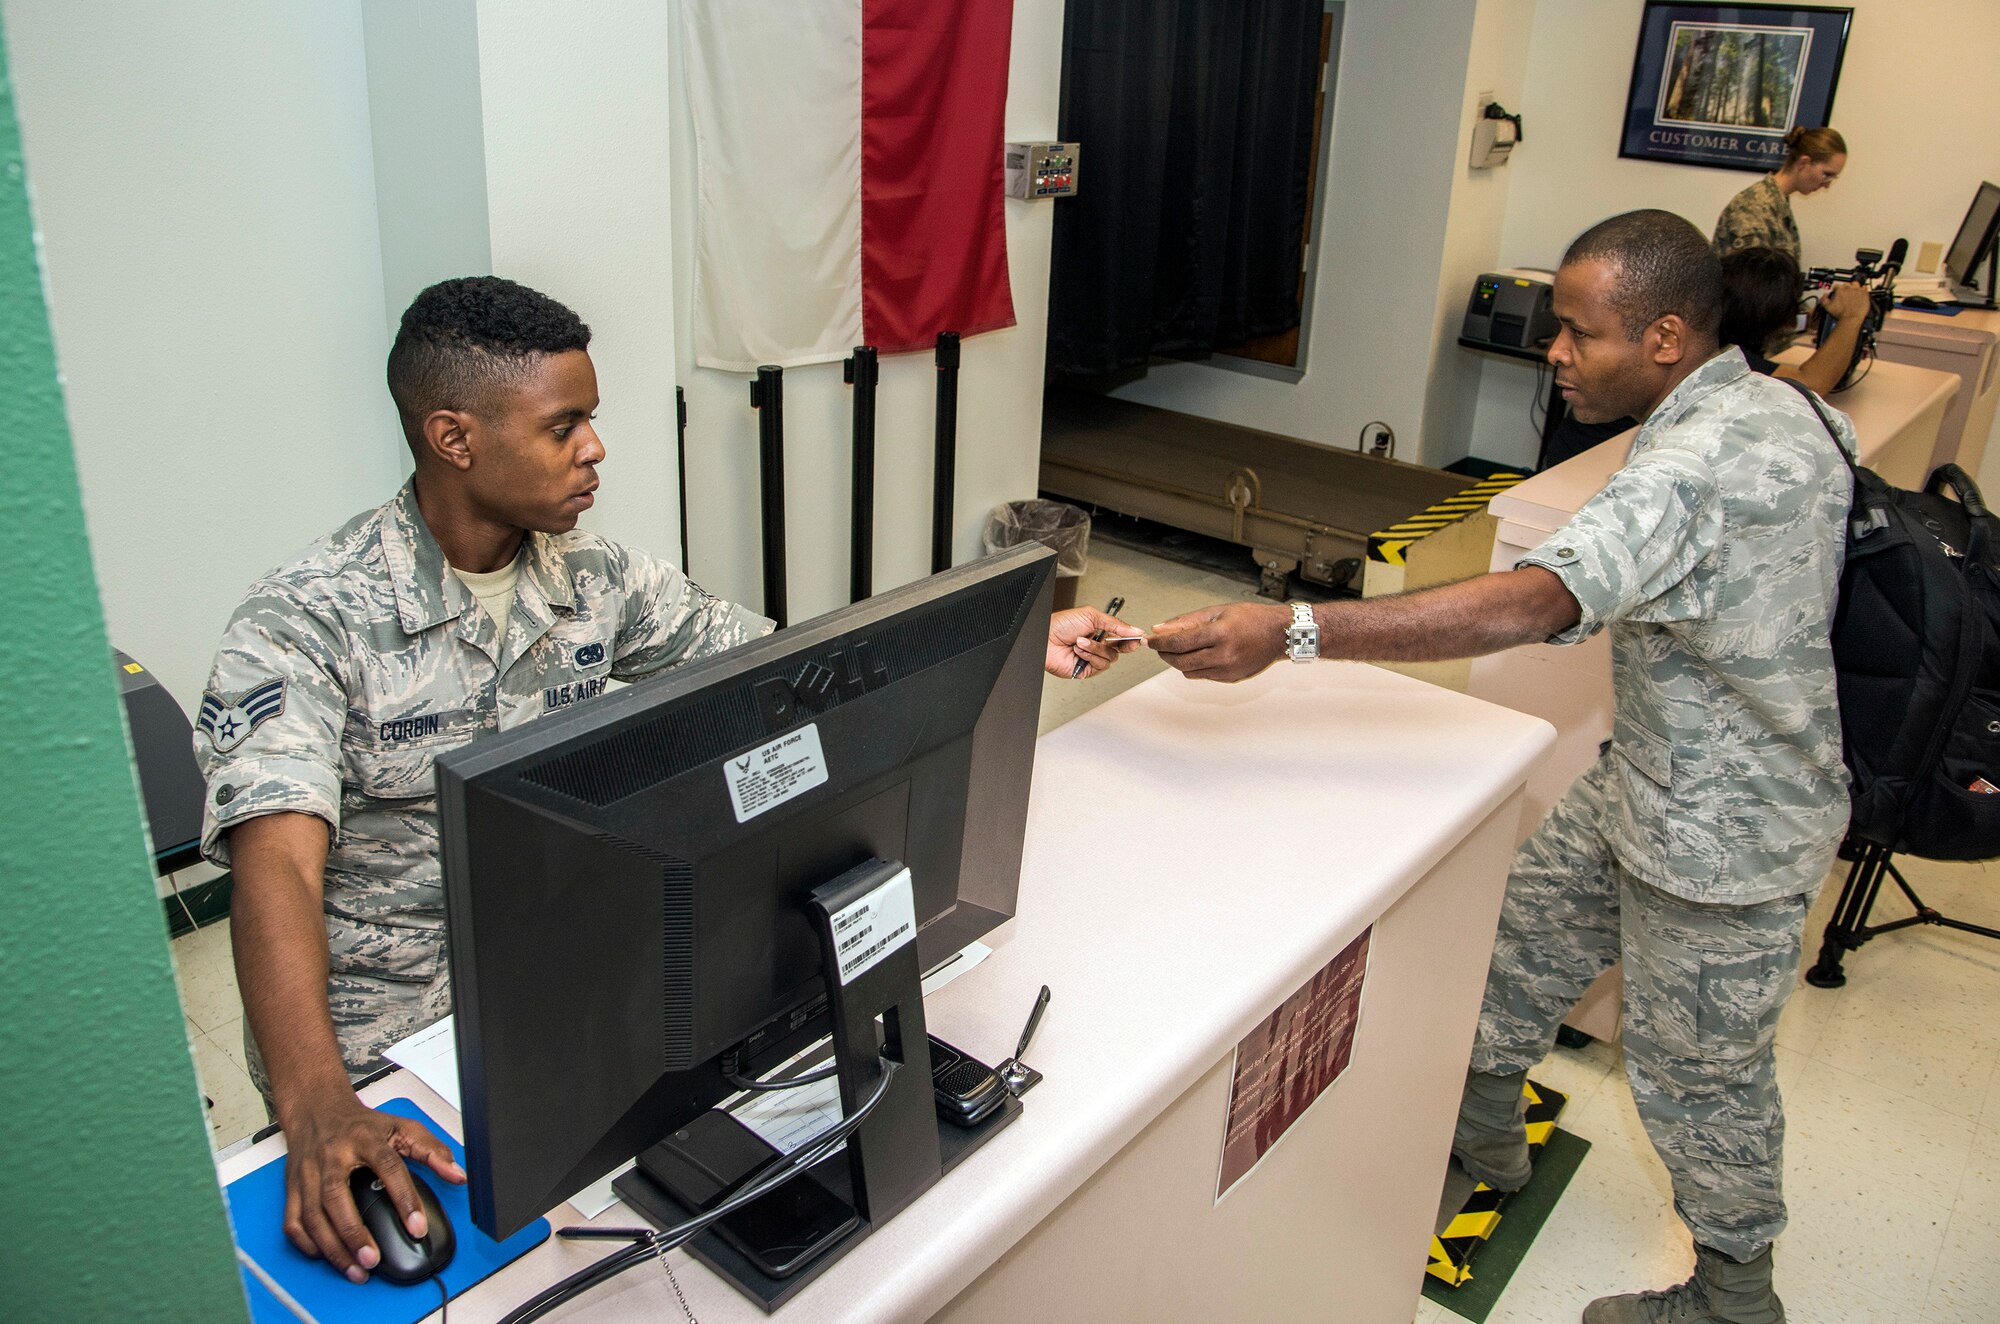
[278,1085,465,1283]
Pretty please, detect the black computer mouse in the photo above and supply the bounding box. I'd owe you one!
[349,1165,456,1285]
[1902,294,1942,310]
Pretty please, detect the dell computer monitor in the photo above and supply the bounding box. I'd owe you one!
[1945,180,2000,305]
[436,545,1054,1239]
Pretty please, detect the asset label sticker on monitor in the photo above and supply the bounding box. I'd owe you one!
[829,866,917,985]
[726,724,830,822]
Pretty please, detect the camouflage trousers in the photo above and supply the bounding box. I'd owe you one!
[1468,758,1812,1262]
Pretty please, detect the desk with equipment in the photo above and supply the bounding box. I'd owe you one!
[1457,269,1565,468]
[1464,357,1959,1041]
[1867,181,2000,483]
[217,577,1554,1322]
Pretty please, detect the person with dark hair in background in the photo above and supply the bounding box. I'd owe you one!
[1713,125,1848,262]
[1148,211,1854,1323]
[1719,245,1870,396]
[197,276,1134,1286]
[1540,240,1868,468]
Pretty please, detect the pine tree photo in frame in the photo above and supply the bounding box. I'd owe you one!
[1620,3,1852,172]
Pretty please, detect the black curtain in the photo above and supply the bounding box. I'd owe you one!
[1047,0,1324,378]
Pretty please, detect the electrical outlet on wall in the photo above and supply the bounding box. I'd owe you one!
[1917,240,1944,274]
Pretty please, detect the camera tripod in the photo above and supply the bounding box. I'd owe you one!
[1804,835,2000,987]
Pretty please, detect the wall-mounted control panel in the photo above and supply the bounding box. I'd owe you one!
[1005,142,1080,199]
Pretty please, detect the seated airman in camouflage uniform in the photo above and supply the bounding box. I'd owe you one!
[1148,211,1850,1324]
[198,276,1142,1287]
[195,277,773,1285]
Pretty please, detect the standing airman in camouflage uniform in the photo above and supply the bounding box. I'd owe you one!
[1712,175,1800,263]
[198,277,768,1284]
[1712,126,1848,263]
[1149,212,1846,1323]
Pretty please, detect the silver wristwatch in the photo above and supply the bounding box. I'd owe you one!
[1285,602,1319,663]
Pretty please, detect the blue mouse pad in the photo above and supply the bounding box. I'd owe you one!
[1897,299,1965,315]
[226,1097,550,1324]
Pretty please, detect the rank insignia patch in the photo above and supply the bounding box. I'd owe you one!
[575,641,606,668]
[198,679,287,753]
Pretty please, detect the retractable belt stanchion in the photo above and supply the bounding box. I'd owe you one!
[675,385,692,575]
[931,331,961,574]
[750,365,788,628]
[844,346,879,602]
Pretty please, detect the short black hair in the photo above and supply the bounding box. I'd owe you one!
[386,276,592,441]
[1719,247,1804,355]
[1561,209,1724,343]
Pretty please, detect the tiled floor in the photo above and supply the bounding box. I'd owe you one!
[171,537,2000,1322]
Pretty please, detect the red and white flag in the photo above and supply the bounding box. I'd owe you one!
[684,0,1017,372]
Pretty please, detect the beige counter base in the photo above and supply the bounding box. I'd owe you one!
[935,799,1520,1324]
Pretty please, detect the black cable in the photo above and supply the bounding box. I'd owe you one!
[1833,348,1876,393]
[505,1072,889,1323]
[724,1061,838,1092]
[498,1059,901,1324]
[434,1274,449,1323]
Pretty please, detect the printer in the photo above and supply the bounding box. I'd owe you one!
[1461,268,1557,352]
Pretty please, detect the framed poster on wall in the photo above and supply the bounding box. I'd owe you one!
[1619,3,1852,172]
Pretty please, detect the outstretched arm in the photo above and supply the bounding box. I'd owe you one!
[1149,568,1580,683]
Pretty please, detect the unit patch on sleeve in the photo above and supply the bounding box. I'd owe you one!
[197,678,287,753]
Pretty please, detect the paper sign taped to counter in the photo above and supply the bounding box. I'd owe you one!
[1216,926,1371,1202]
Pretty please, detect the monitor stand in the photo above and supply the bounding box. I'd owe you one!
[613,858,1023,1312]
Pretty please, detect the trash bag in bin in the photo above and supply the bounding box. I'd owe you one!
[983,500,1089,611]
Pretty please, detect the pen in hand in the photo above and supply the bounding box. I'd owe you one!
[1070,595,1126,679]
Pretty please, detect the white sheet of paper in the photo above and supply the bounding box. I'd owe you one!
[727,940,992,1154]
[381,1015,460,1111]
[569,1161,636,1217]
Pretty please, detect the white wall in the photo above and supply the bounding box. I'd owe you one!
[473,0,687,568]
[1419,0,1537,466]
[1467,0,2000,468]
[361,0,490,336]
[3,0,403,718]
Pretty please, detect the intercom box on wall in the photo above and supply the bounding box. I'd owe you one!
[1005,142,1080,199]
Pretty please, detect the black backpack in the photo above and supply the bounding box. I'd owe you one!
[1790,379,2000,860]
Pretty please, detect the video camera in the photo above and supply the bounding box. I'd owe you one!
[1805,239,1904,392]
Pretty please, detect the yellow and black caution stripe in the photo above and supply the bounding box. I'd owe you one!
[1367,472,1527,567]
[1426,1079,1569,1288]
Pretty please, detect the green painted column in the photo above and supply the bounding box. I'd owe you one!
[0,27,249,1324]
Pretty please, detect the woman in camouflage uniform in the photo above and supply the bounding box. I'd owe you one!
[1712,126,1848,263]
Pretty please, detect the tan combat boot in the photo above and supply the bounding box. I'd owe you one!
[1450,1066,1532,1191]
[1581,1244,1784,1324]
